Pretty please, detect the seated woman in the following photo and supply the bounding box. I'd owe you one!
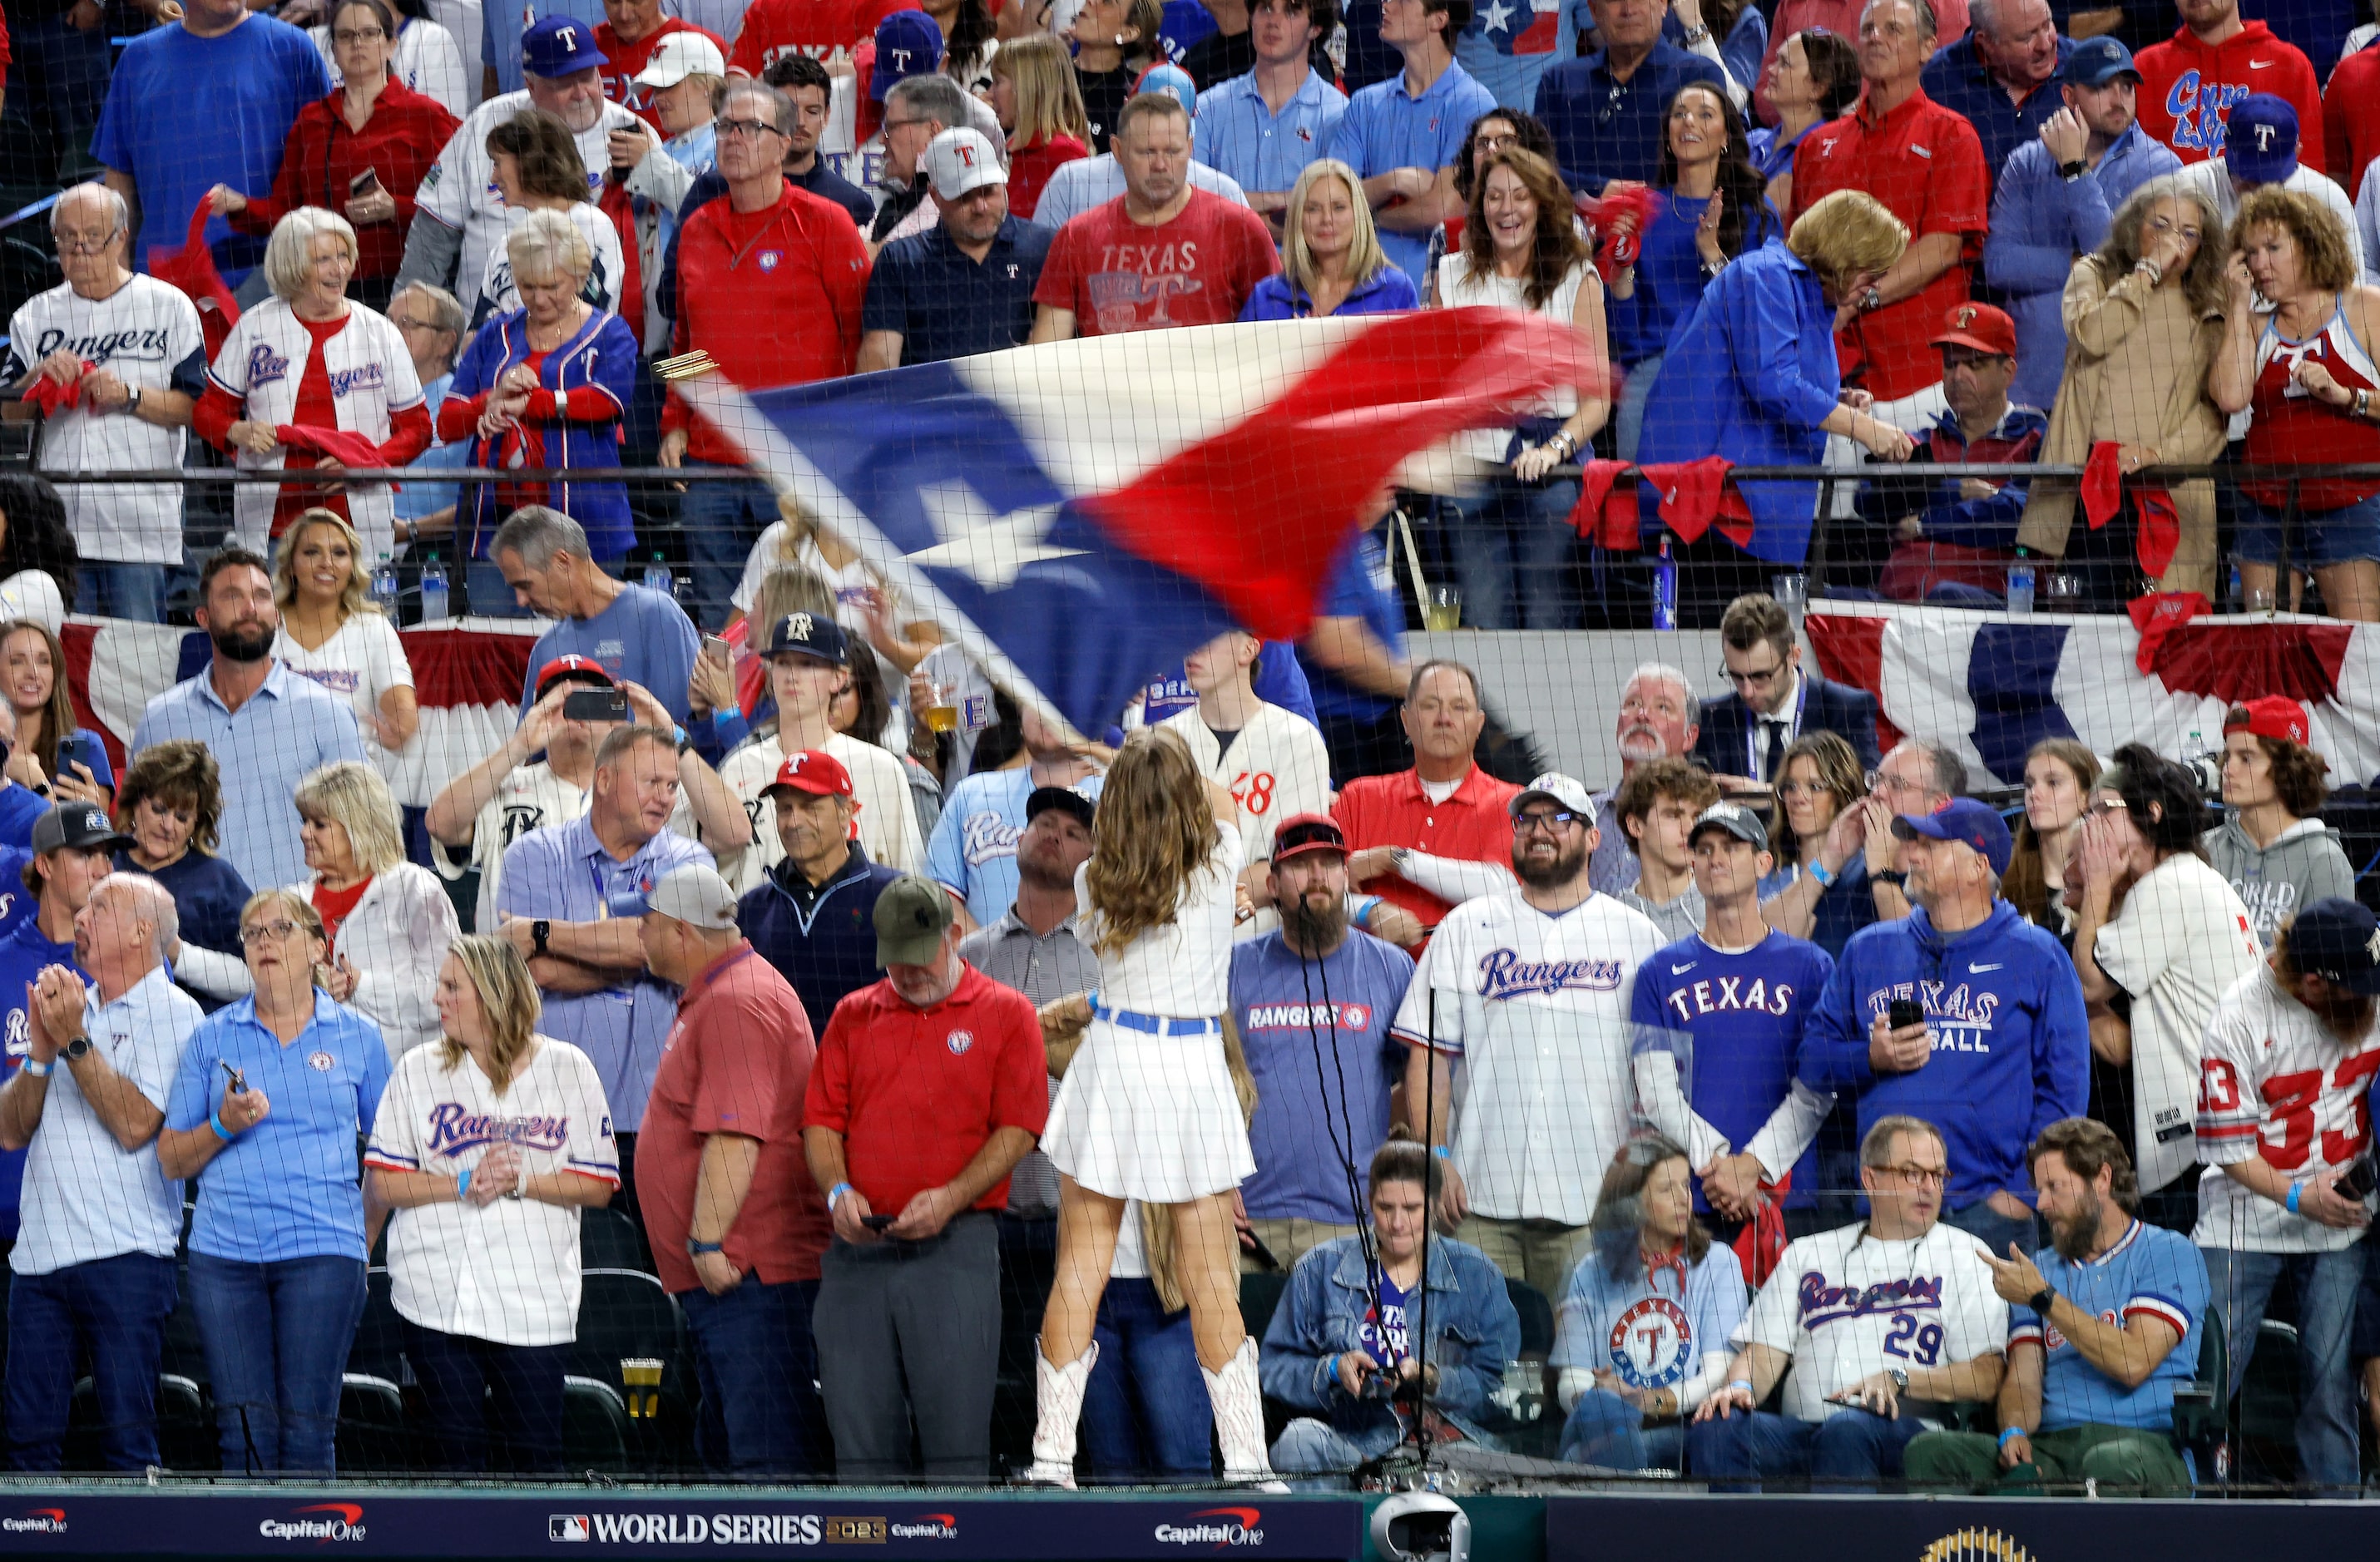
[1239,160,1418,321]
[114,741,254,1011]
[0,619,113,808]
[1551,1135,1746,1471]
[1259,1139,1520,1484]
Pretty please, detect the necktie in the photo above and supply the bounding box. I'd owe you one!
[1763,717,1787,783]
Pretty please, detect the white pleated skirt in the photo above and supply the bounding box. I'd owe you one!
[1042,1017,1254,1204]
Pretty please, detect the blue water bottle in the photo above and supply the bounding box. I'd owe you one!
[2006,551,2035,615]
[418,551,449,622]
[642,551,673,598]
[370,552,399,619]
[1651,536,1678,631]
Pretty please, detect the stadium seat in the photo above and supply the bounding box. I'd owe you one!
[158,1264,210,1390]
[579,1205,655,1275]
[63,1372,214,1472]
[2171,1302,2228,1474]
[562,1375,632,1474]
[570,1269,694,1473]
[337,1372,412,1475]
[1503,1278,1555,1357]
[1239,1273,1289,1343]
[2234,1318,2305,1486]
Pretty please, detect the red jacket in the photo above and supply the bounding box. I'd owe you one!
[2326,41,2380,202]
[2136,20,2323,172]
[228,82,460,281]
[663,179,869,465]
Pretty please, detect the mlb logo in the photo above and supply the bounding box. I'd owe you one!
[549,1515,590,1542]
[759,250,783,271]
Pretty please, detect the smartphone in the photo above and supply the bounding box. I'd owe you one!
[219,1060,247,1095]
[1887,999,1926,1032]
[563,689,629,724]
[2338,1156,2379,1200]
[701,635,732,665]
[55,732,102,781]
[348,166,383,197]
[860,1214,896,1232]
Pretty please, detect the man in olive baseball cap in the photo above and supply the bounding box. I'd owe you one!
[874,872,957,970]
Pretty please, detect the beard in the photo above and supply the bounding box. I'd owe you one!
[1017,852,1076,894]
[1617,723,1665,764]
[1284,889,1348,950]
[2049,1188,2105,1263]
[1513,834,1589,890]
[209,619,273,664]
[2308,986,2377,1041]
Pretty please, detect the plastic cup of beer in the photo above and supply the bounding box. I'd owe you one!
[923,678,960,734]
[621,1357,664,1419]
[1423,585,1462,632]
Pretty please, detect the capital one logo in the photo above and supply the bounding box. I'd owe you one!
[2,1509,65,1535]
[260,1503,367,1544]
[1155,1506,1266,1547]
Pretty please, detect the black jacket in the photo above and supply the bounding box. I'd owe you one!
[739,843,903,1043]
[1691,670,1881,779]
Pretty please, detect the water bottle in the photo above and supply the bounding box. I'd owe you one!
[2006,559,2035,615]
[418,551,449,623]
[370,551,399,619]
[641,551,673,598]
[1650,536,1678,631]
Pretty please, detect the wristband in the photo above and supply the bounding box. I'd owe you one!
[1430,1144,1450,1160]
[1348,893,1383,927]
[2286,1179,2303,1214]
[829,1180,854,1211]
[1998,1426,2025,1450]
[1809,860,1837,890]
[1727,1378,1754,1398]
[210,1109,238,1141]
[670,724,689,751]
[457,1168,472,1199]
[18,1057,51,1078]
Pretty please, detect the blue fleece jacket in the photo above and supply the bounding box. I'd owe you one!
[1797,898,2089,1210]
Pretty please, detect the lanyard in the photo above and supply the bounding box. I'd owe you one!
[1745,673,1807,778]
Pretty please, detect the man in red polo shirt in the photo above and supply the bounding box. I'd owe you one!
[595,0,727,124]
[634,863,833,1477]
[1789,0,1989,422]
[803,874,1047,1481]
[1334,660,1522,937]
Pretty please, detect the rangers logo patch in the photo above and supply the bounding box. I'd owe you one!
[308,1050,335,1072]
[947,1029,974,1055]
[758,250,783,271]
[1606,1296,1694,1389]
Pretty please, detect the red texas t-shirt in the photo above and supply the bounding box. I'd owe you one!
[1034,187,1281,337]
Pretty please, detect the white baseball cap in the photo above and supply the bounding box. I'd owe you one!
[927,126,1007,200]
[647,864,740,931]
[633,31,726,90]
[1510,772,1596,818]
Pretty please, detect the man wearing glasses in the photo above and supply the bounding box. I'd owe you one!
[1798,797,2090,1260]
[1690,1114,2009,1489]
[1691,592,1880,793]
[1394,771,1667,1298]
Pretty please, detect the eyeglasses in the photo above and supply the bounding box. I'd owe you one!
[332,26,387,42]
[882,116,932,133]
[1514,809,1581,835]
[1865,769,1931,796]
[1718,661,1786,688]
[715,116,784,140]
[239,919,305,947]
[1595,80,1628,126]
[1775,779,1828,799]
[53,229,116,254]
[1875,1162,1947,1187]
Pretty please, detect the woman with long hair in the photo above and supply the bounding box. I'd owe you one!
[115,740,254,1009]
[0,620,112,808]
[1435,146,1610,630]
[2002,738,2100,939]
[991,32,1090,219]
[2016,176,2231,606]
[1755,729,1873,956]
[1748,28,1857,215]
[1551,1135,1745,1471]
[924,0,999,93]
[1444,107,1556,255]
[2204,695,2355,944]
[1240,160,1418,319]
[1029,727,1274,1485]
[473,109,626,327]
[1611,81,1778,460]
[272,507,420,768]
[364,934,617,1471]
[1070,0,1163,151]
[0,473,79,626]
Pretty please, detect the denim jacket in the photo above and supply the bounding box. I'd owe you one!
[1259,1235,1520,1448]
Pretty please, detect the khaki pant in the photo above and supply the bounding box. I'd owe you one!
[1903,1421,2193,1495]
[1242,1218,1361,1275]
[1455,1214,1591,1302]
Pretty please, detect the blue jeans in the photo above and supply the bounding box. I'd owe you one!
[1942,1199,2040,1264]
[401,1320,566,1474]
[1271,1413,1404,1487]
[679,1277,827,1479]
[2200,1243,2364,1490]
[5,1253,177,1471]
[1559,1387,1684,1471]
[2234,492,2380,566]
[1445,474,1583,630]
[1082,1278,1210,1480]
[186,1252,367,1475]
[1614,353,1662,465]
[1685,1406,1929,1491]
[73,562,169,624]
[676,471,777,631]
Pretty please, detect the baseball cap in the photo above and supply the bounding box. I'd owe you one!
[2224,92,2299,185]
[521,14,607,78]
[1510,772,1596,818]
[533,653,615,699]
[1026,784,1096,832]
[1135,62,1197,115]
[633,30,726,89]
[32,801,130,856]
[647,864,740,931]
[763,610,849,665]
[927,126,1007,199]
[2225,694,2310,746]
[1690,800,1769,853]
[1931,301,2017,359]
[760,749,854,802]
[2285,897,2380,994]
[1890,797,2014,877]
[870,9,944,101]
[1271,813,1347,864]
[2063,35,2140,87]
[874,873,955,966]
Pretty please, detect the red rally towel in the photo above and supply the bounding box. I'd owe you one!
[2081,440,2182,581]
[2127,591,2212,675]
[1572,457,1639,547]
[275,425,388,468]
[1576,181,1656,284]
[1730,1171,1792,1288]
[147,201,240,360]
[1640,457,1753,547]
[23,358,94,416]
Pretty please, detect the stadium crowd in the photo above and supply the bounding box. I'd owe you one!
[0,0,2373,1498]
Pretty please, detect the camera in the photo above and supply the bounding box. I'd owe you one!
[2182,749,2224,801]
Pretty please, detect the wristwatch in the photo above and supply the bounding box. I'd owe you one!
[1858,286,1884,315]
[62,1035,89,1063]
[531,919,552,957]
[126,384,143,415]
[2029,1285,2056,1317]
[1873,869,1908,887]
[1887,1367,1908,1393]
[504,1182,525,1202]
[2057,158,2087,181]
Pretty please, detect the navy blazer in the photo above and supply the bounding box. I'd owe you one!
[1692,670,1881,779]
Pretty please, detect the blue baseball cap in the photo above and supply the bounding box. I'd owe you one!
[2224,92,2300,185]
[764,610,849,665]
[1135,62,1197,116]
[2062,35,2139,87]
[521,14,607,78]
[2285,897,2380,994]
[1890,797,2013,878]
[870,9,945,101]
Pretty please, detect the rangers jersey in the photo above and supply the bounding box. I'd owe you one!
[415,87,641,314]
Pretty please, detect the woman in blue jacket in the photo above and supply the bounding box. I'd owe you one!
[1259,1139,1520,1483]
[438,208,638,615]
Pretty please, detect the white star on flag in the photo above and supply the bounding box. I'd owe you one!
[907,479,1085,590]
[1481,0,1514,32]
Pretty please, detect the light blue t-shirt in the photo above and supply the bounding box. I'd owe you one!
[517,582,701,726]
[1329,58,1499,294]
[2018,1218,2209,1434]
[1549,1238,1748,1394]
[132,662,368,893]
[395,372,468,526]
[92,15,331,283]
[166,991,391,1265]
[926,769,1106,930]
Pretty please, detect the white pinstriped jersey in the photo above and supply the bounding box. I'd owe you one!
[1159,700,1330,940]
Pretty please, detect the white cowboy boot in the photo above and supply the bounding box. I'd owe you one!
[1203,1337,1287,1490]
[1026,1340,1097,1487]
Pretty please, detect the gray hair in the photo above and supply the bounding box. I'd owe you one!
[261,206,360,303]
[888,72,967,135]
[1860,0,1937,37]
[720,78,794,136]
[491,505,590,571]
[1623,661,1700,726]
[1888,738,1969,799]
[51,181,128,240]
[506,207,594,286]
[92,871,179,966]
[392,279,467,339]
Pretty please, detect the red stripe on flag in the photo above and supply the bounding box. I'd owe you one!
[401,627,537,709]
[59,623,124,775]
[1086,309,1596,641]
[1805,612,1902,755]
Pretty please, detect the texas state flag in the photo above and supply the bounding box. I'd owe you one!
[680,310,1586,738]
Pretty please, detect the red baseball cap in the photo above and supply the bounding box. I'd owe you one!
[534,654,614,697]
[1271,813,1347,864]
[2225,694,2310,746]
[1931,303,2018,358]
[760,749,855,801]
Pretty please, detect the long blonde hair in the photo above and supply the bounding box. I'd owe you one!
[1083,727,1218,956]
[275,507,375,619]
[1281,159,1389,300]
[993,33,1090,147]
[437,933,541,1095]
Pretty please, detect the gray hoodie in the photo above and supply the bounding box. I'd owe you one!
[2201,815,2358,943]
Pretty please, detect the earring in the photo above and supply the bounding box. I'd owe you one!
[1114,31,1126,42]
